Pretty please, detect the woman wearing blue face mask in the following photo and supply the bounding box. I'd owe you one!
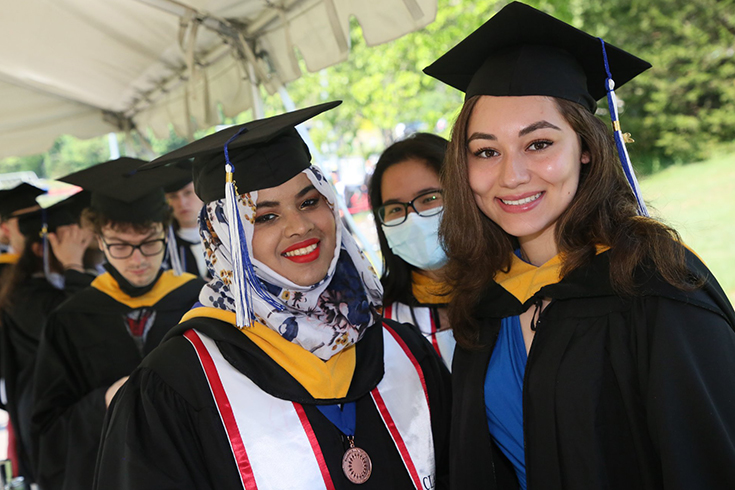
[368,133,455,369]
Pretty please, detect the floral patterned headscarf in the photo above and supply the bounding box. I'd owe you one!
[198,166,383,361]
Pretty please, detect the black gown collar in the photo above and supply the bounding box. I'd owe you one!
[103,262,164,298]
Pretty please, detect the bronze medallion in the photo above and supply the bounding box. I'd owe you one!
[342,445,372,484]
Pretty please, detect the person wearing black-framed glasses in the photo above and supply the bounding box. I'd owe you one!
[31,158,205,490]
[368,133,456,370]
[376,189,444,227]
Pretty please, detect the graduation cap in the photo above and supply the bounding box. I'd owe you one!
[59,157,169,224]
[143,100,342,202]
[423,1,650,215]
[15,190,91,286]
[17,190,90,239]
[142,101,341,327]
[0,183,45,220]
[423,1,651,111]
[161,160,195,194]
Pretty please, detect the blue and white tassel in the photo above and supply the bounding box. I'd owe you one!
[599,38,649,217]
[223,129,284,328]
[166,224,183,276]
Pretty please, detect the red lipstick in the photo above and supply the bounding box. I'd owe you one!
[281,238,321,263]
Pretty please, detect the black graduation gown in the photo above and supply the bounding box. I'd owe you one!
[0,270,93,482]
[450,249,735,490]
[31,271,204,490]
[94,316,451,490]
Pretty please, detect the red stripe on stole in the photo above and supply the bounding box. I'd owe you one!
[382,322,430,409]
[371,387,423,489]
[293,403,336,490]
[184,330,258,490]
[384,304,393,320]
[429,310,442,357]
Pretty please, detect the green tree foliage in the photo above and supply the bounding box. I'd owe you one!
[572,0,735,170]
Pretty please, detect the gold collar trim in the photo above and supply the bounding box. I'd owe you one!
[181,307,356,400]
[91,270,196,309]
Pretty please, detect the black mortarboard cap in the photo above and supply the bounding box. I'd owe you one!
[17,190,91,239]
[161,160,195,194]
[0,183,45,220]
[423,2,651,113]
[59,157,168,224]
[143,101,342,202]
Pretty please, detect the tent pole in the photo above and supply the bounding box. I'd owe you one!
[278,86,382,274]
[248,63,265,119]
[108,133,120,160]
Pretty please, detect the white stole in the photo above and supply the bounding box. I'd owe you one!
[385,303,455,371]
[184,323,435,489]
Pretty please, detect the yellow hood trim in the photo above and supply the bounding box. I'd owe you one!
[181,307,356,400]
[91,270,197,309]
[411,271,453,305]
[495,246,609,304]
[0,253,19,265]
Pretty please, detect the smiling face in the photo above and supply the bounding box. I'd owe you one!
[165,182,203,229]
[98,224,166,287]
[466,96,589,264]
[251,173,337,287]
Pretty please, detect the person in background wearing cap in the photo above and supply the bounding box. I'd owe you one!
[0,184,47,282]
[30,158,205,490]
[423,2,735,489]
[163,166,211,279]
[95,103,450,490]
[367,133,456,369]
[0,191,96,486]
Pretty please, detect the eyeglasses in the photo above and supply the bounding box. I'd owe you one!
[101,237,166,259]
[377,190,444,227]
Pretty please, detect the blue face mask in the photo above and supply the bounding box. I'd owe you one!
[382,210,448,271]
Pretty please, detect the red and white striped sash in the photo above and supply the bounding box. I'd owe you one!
[184,324,434,489]
[384,303,455,370]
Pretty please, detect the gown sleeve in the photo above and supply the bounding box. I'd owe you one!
[31,313,108,490]
[635,293,735,489]
[94,365,216,490]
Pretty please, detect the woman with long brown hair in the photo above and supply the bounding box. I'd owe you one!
[0,193,93,485]
[424,2,735,489]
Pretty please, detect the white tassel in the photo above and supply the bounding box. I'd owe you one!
[224,164,252,328]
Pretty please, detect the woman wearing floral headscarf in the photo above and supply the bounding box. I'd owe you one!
[95,103,450,490]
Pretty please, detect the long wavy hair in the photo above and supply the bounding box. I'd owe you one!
[441,96,701,348]
[0,237,52,314]
[367,132,448,305]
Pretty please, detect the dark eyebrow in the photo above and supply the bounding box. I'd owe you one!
[467,121,562,144]
[104,229,160,244]
[257,185,317,210]
[518,120,561,137]
[296,184,317,199]
[256,200,279,209]
[382,187,442,205]
[467,132,496,144]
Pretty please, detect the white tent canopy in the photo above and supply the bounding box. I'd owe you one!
[0,0,437,159]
